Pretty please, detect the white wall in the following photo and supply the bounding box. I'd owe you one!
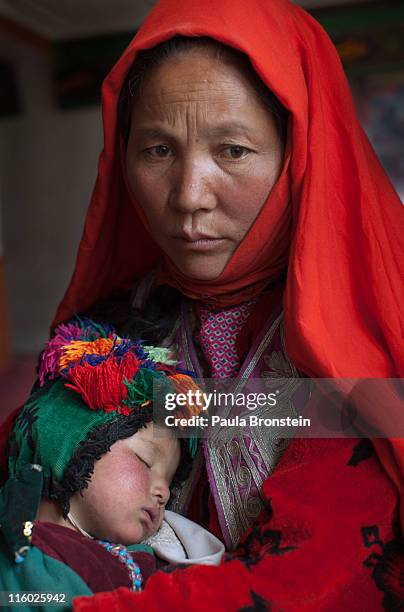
[0,32,103,353]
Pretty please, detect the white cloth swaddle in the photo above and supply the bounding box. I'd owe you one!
[143,510,225,566]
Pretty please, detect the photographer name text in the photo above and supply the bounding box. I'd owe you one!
[165,414,311,428]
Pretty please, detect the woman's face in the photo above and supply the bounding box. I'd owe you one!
[126,48,283,281]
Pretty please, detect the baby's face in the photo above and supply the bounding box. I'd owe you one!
[69,422,181,545]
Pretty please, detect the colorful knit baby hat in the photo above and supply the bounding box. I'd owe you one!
[7,317,201,516]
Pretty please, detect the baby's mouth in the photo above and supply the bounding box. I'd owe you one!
[141,507,158,527]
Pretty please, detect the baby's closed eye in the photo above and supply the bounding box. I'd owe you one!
[136,454,153,468]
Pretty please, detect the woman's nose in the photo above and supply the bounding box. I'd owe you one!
[169,157,216,214]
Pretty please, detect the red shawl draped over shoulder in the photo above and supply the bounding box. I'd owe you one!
[1,0,403,608]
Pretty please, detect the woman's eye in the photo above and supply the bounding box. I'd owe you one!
[144,145,173,158]
[221,145,251,160]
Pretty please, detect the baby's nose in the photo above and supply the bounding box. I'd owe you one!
[152,478,170,506]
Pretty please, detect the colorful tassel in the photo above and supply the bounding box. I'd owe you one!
[168,374,205,419]
[65,352,140,413]
[59,338,119,371]
[39,322,84,385]
[38,317,203,457]
[143,346,177,366]
[123,368,169,408]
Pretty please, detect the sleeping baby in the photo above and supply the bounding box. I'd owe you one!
[0,318,224,609]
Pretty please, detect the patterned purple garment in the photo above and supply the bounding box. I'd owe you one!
[197,299,259,378]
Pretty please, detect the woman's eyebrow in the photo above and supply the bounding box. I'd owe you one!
[207,121,256,138]
[132,126,174,140]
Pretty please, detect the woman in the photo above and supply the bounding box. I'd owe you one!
[2,0,404,609]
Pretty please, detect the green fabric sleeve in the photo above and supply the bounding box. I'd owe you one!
[0,542,93,611]
[127,543,155,555]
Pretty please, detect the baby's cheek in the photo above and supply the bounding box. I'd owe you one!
[88,454,149,512]
[116,457,150,497]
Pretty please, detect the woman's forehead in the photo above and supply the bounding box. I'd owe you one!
[132,48,267,112]
[130,52,276,136]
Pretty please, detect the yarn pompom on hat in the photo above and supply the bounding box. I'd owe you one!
[8,317,202,518]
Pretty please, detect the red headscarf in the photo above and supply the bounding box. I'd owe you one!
[52,0,404,519]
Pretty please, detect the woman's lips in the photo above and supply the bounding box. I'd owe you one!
[173,235,226,251]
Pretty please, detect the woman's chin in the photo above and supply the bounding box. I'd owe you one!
[170,255,230,282]
[176,265,226,282]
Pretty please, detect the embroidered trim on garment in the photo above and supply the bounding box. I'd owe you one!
[206,317,304,548]
[176,305,306,549]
